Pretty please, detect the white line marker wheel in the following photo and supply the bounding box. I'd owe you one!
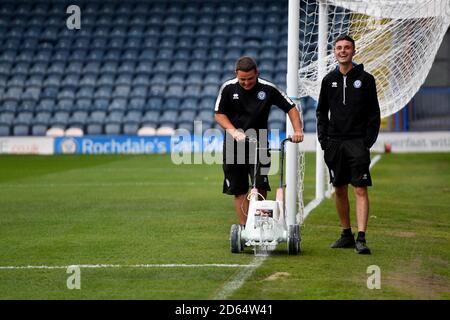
[287,224,300,255]
[230,224,243,253]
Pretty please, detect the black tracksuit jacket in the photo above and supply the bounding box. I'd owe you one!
[316,63,381,149]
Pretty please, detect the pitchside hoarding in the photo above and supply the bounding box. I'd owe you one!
[54,136,172,154]
[0,137,54,155]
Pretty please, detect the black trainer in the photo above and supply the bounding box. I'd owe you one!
[330,234,355,248]
[355,239,371,254]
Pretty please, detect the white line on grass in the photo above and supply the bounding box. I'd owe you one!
[213,154,383,299]
[0,181,220,188]
[0,263,256,270]
[370,154,382,169]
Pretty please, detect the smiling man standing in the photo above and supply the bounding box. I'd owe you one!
[316,35,381,254]
[215,56,303,227]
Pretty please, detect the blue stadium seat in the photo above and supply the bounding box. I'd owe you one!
[74,98,92,112]
[177,122,194,132]
[196,110,214,123]
[123,111,142,124]
[50,111,69,129]
[104,112,123,135]
[188,61,205,73]
[108,98,127,112]
[136,61,154,74]
[167,85,185,99]
[62,74,80,87]
[146,97,164,111]
[142,110,160,127]
[4,87,23,100]
[130,86,148,98]
[122,49,139,61]
[114,72,132,85]
[17,100,36,113]
[133,74,151,86]
[86,111,105,135]
[168,73,186,85]
[199,97,216,111]
[113,85,131,98]
[184,85,202,99]
[0,124,10,136]
[185,72,203,85]
[118,62,135,74]
[149,84,166,97]
[31,123,49,136]
[78,75,96,88]
[0,112,15,124]
[77,87,95,100]
[67,111,88,128]
[26,75,44,87]
[269,108,286,122]
[206,60,223,73]
[35,99,55,113]
[159,110,178,124]
[202,85,219,98]
[191,48,208,60]
[12,124,30,136]
[204,72,222,85]
[174,49,191,60]
[93,99,109,112]
[268,120,285,131]
[164,98,181,110]
[179,110,196,122]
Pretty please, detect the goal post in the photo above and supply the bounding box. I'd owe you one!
[286,0,450,216]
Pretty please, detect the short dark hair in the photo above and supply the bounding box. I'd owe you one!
[334,35,355,49]
[235,56,258,72]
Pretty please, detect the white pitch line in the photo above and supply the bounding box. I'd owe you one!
[370,154,382,169]
[0,263,255,270]
[213,256,266,300]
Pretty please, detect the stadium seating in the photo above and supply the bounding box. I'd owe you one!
[0,0,321,136]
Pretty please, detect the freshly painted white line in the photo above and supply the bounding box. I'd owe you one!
[213,256,266,300]
[370,154,382,169]
[0,263,255,270]
[303,197,323,219]
[0,181,220,188]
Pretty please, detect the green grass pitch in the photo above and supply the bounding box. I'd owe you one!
[0,152,449,299]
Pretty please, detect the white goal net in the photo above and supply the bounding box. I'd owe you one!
[297,0,450,118]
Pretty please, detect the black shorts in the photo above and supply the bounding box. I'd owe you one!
[324,138,372,187]
[222,138,271,195]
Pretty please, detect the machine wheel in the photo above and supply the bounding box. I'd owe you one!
[230,224,243,253]
[287,224,300,255]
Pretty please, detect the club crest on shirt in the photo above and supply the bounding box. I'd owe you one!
[233,93,239,100]
[353,80,362,88]
[257,91,266,100]
[332,82,338,87]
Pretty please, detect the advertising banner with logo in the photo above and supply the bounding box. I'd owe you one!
[0,137,54,155]
[54,136,172,154]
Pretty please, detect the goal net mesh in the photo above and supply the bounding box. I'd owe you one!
[298,0,450,118]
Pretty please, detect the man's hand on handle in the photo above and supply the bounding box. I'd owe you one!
[228,128,247,142]
[290,129,304,143]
